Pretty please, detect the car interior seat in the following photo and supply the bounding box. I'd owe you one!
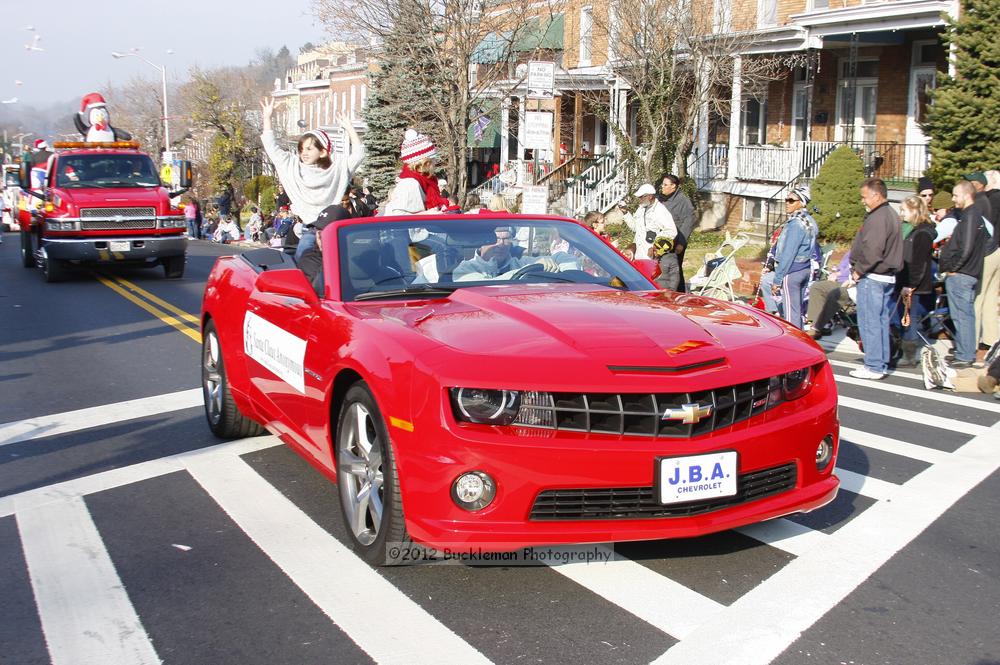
[344,230,406,299]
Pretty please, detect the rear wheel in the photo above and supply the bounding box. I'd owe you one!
[202,321,265,438]
[335,382,413,565]
[43,257,68,283]
[163,255,185,279]
[20,230,34,268]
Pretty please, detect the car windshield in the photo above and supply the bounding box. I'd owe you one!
[336,217,651,301]
[55,154,159,188]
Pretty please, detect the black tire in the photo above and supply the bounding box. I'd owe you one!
[20,230,34,268]
[43,257,68,283]
[335,382,413,565]
[163,255,185,279]
[202,320,265,438]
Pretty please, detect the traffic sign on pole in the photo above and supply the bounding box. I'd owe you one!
[527,61,555,100]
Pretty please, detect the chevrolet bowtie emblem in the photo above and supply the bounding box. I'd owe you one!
[661,402,713,424]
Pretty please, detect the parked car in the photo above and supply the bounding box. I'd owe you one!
[200,213,840,564]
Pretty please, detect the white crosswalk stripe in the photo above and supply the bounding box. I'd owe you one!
[837,395,989,435]
[834,371,1000,413]
[17,496,161,665]
[2,385,999,665]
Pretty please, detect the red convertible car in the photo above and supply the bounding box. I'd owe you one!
[201,213,839,564]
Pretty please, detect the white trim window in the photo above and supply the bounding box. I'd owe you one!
[579,6,593,66]
[835,58,879,143]
[757,0,777,28]
[742,94,767,146]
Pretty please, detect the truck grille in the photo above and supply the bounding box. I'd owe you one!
[80,207,156,230]
[513,378,774,439]
[529,463,797,520]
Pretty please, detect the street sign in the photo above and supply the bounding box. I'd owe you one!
[521,185,548,215]
[527,61,555,99]
[524,111,553,150]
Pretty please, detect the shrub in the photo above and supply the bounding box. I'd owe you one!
[810,145,866,243]
[244,175,277,215]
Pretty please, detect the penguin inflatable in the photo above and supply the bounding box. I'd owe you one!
[73,92,132,142]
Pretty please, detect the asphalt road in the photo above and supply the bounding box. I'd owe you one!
[1,231,998,665]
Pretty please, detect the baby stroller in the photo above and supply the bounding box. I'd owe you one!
[689,231,749,301]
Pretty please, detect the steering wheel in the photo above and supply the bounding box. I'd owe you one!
[511,263,546,280]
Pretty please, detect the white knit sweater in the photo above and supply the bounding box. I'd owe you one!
[260,130,364,225]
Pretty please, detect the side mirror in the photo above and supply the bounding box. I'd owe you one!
[178,160,193,189]
[633,258,661,286]
[18,158,30,190]
[255,268,319,305]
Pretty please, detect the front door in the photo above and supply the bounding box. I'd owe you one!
[836,82,877,144]
[906,66,936,176]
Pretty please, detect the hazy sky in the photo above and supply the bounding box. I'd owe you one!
[1,0,326,108]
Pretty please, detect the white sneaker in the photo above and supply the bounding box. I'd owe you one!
[849,367,886,380]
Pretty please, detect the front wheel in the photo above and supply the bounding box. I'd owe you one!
[202,321,265,438]
[43,257,68,282]
[163,255,185,279]
[335,382,413,565]
[20,230,34,268]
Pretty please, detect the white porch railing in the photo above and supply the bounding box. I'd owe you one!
[731,141,932,184]
[687,144,729,188]
[566,154,631,217]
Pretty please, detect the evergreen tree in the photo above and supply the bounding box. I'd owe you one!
[923,0,1000,185]
[361,21,449,200]
[810,145,866,243]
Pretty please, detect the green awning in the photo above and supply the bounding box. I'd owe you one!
[515,14,564,51]
[472,30,514,64]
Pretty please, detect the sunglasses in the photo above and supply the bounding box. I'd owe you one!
[785,198,799,203]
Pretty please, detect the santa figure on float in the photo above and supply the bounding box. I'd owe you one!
[73,92,132,142]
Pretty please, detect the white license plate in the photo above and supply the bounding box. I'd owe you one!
[658,451,737,504]
[110,241,131,252]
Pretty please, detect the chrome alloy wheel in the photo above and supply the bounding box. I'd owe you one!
[337,402,385,546]
[202,330,223,427]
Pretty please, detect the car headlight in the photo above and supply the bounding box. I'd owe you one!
[782,367,812,400]
[46,220,75,231]
[450,388,521,425]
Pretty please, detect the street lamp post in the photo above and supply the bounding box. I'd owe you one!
[111,50,170,150]
[12,131,33,153]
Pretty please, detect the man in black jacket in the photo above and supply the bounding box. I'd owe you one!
[941,181,991,367]
[298,205,353,295]
[849,178,904,379]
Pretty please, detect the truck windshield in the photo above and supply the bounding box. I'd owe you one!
[56,154,159,188]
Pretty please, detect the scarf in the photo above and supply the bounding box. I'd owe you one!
[399,164,448,210]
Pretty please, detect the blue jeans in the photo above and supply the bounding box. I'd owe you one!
[187,219,199,238]
[759,272,778,314]
[946,272,978,362]
[902,292,935,343]
[857,276,895,374]
[294,229,317,261]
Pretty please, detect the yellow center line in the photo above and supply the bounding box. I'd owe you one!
[109,275,201,326]
[94,274,202,344]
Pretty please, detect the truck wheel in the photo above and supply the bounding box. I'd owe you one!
[20,231,34,268]
[43,258,68,283]
[163,255,185,279]
[202,321,265,439]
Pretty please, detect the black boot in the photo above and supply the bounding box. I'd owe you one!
[896,340,921,368]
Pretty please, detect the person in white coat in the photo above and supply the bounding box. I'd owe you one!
[259,97,364,258]
[626,184,677,260]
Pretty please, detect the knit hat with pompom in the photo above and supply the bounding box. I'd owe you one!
[400,128,437,165]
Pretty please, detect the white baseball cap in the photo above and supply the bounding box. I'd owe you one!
[634,184,656,197]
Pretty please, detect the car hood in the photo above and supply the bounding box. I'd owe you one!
[58,187,166,210]
[351,285,789,369]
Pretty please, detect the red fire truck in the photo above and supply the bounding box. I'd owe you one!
[18,141,193,282]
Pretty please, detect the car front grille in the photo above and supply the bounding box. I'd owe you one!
[80,207,157,230]
[514,378,775,438]
[529,462,797,520]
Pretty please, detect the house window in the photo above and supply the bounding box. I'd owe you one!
[468,64,478,87]
[743,198,762,222]
[912,40,939,67]
[758,0,777,28]
[811,0,828,8]
[579,7,593,66]
[714,0,732,31]
[742,96,767,145]
[839,59,879,79]
[792,85,809,143]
